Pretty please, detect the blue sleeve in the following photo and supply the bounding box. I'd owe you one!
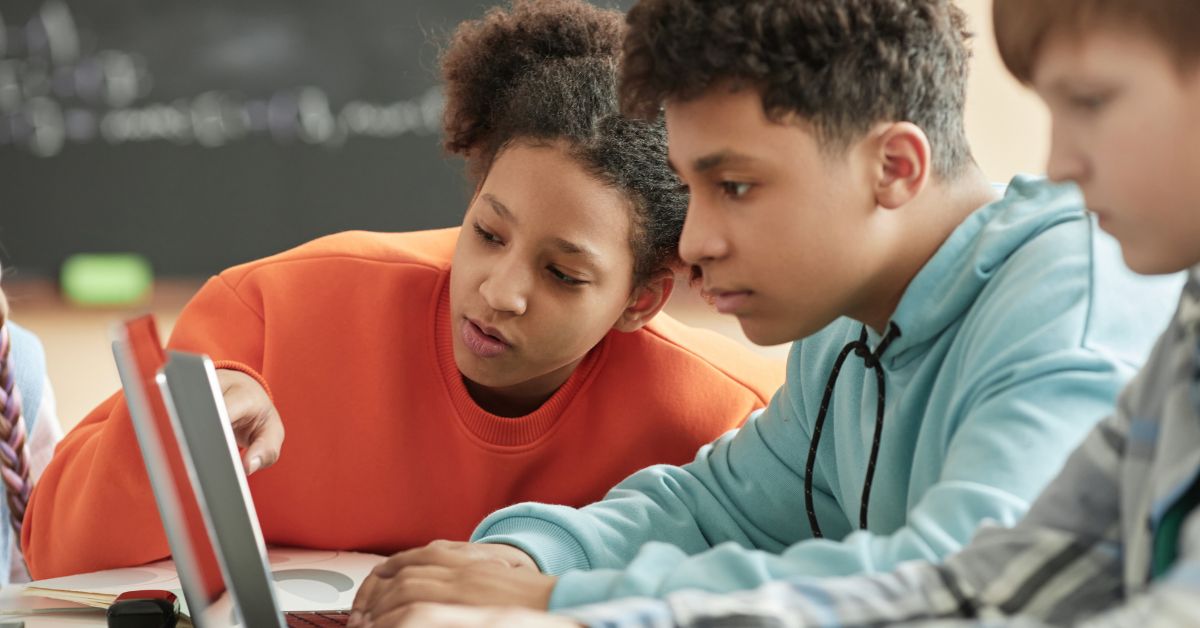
[7,322,46,435]
[540,345,1130,608]
[471,356,845,584]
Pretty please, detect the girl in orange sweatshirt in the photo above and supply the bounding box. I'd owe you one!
[20,0,782,579]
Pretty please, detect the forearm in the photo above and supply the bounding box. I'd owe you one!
[474,458,754,575]
[475,403,817,577]
[22,393,170,578]
[561,526,1114,627]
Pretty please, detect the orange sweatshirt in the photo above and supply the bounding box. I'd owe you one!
[23,228,782,579]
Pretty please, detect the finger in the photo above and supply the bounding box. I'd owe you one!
[369,546,469,580]
[366,574,457,620]
[357,553,415,613]
[370,602,487,628]
[220,383,259,439]
[385,541,513,579]
[365,565,454,613]
[241,408,284,474]
[352,570,383,617]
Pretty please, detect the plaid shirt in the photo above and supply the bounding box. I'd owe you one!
[565,267,1200,627]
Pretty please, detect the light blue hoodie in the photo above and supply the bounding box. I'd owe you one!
[472,176,1184,609]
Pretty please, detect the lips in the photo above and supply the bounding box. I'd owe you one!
[461,318,511,358]
[708,289,753,314]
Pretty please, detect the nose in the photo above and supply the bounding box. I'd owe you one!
[478,256,529,316]
[678,197,730,266]
[1045,121,1089,184]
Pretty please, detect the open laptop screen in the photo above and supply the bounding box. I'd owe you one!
[118,316,345,627]
[114,315,226,611]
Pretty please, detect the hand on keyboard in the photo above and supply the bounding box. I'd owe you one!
[350,540,550,626]
[354,602,578,628]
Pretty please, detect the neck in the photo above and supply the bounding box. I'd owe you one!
[462,357,583,418]
[854,166,998,333]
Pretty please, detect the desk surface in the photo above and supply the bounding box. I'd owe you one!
[2,548,381,627]
[0,589,111,627]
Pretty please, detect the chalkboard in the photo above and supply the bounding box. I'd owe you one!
[0,0,631,277]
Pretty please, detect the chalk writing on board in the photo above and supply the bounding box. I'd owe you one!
[0,1,445,157]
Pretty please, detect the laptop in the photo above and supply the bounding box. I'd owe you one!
[113,315,350,627]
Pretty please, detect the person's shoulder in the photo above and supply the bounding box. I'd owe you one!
[975,176,1090,269]
[220,228,460,286]
[621,313,785,403]
[5,321,47,425]
[964,185,1182,368]
[6,322,46,381]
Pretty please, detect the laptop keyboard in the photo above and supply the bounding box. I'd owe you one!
[286,611,351,627]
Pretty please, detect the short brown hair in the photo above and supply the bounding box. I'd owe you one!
[995,0,1200,84]
[620,0,975,179]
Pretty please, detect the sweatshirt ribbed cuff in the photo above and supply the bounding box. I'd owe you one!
[472,516,591,576]
[212,360,274,402]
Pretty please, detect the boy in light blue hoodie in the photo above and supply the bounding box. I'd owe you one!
[347,0,1182,624]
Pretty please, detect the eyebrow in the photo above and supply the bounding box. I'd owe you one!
[691,150,758,174]
[1038,73,1114,96]
[551,237,600,266]
[483,194,516,224]
[481,193,600,266]
[1036,76,1072,94]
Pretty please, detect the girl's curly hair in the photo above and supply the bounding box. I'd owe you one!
[440,0,687,283]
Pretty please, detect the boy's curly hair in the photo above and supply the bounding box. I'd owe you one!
[620,0,975,179]
[440,0,687,283]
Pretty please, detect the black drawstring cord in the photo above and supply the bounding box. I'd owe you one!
[803,322,901,538]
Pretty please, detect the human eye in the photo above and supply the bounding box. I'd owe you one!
[473,222,503,246]
[548,266,587,287]
[1066,88,1117,114]
[719,181,753,199]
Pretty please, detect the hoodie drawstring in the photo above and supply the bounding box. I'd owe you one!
[804,322,901,538]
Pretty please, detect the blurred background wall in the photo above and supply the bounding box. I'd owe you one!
[0,0,1052,430]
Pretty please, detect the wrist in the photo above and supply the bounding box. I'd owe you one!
[213,361,273,400]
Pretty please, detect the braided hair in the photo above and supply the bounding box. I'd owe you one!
[0,275,33,540]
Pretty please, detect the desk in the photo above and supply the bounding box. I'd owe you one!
[0,548,381,627]
[0,589,110,626]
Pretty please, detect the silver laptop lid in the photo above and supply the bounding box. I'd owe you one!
[112,320,218,627]
[157,351,287,628]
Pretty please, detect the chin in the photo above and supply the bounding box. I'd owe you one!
[457,360,519,389]
[739,312,837,346]
[452,345,501,385]
[738,319,798,347]
[1121,247,1197,276]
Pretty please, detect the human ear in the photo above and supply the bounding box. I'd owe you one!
[613,269,675,333]
[872,122,931,210]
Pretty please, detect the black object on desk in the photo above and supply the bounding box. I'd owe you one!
[106,590,180,628]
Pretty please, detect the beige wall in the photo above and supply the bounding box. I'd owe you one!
[960,0,1051,182]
